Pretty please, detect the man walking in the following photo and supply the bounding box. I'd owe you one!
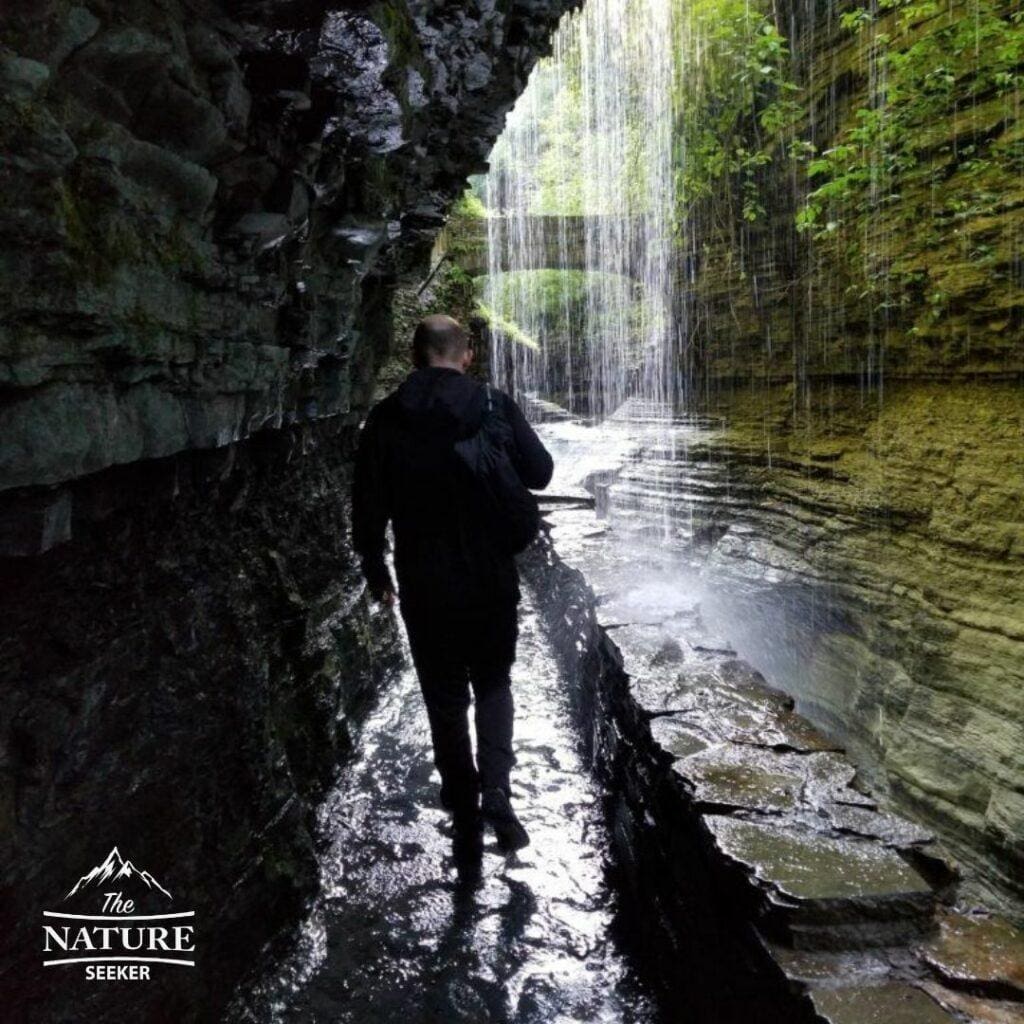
[352,315,553,853]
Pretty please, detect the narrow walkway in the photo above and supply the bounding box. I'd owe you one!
[232,596,661,1024]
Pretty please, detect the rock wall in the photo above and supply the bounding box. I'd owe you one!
[674,0,1024,922]
[0,1,578,1018]
[521,528,809,1023]
[681,0,1024,389]
[683,379,1024,923]
[0,0,578,507]
[1,422,403,1021]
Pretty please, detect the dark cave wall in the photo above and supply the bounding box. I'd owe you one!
[0,1,579,1019]
[0,0,580,504]
[1,419,404,1021]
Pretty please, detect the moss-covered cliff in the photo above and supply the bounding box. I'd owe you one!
[676,0,1024,920]
[681,0,1023,387]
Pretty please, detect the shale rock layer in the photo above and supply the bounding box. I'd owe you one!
[0,0,578,499]
[0,1,578,1019]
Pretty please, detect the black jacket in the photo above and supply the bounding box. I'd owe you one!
[352,367,554,613]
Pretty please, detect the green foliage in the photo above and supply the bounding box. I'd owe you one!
[451,189,487,220]
[798,0,1024,240]
[425,263,477,325]
[372,1,424,71]
[672,0,802,227]
[479,269,654,360]
[527,57,588,216]
[474,301,540,351]
[485,0,801,225]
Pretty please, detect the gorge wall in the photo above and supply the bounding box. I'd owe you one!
[682,0,1023,388]
[0,1,578,1019]
[441,0,1023,923]
[674,0,1024,921]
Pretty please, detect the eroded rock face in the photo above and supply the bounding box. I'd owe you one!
[0,2,578,1018]
[0,422,404,1021]
[646,0,1024,919]
[522,503,1024,1024]
[572,384,1024,923]
[677,381,1024,923]
[0,0,579,498]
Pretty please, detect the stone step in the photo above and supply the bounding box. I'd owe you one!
[921,911,1024,1003]
[809,983,957,1023]
[920,981,1024,1024]
[614,468,737,487]
[705,816,936,951]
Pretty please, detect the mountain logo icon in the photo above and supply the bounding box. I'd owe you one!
[44,844,195,978]
[64,846,172,901]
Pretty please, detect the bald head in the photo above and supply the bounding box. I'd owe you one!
[412,314,472,370]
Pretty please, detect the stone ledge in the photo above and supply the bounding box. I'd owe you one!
[522,513,1024,1023]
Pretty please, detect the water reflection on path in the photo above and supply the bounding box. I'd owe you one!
[232,599,661,1024]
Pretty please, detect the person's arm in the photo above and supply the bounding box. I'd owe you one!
[501,393,554,490]
[352,406,396,603]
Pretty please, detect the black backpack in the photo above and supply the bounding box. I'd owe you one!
[453,385,540,556]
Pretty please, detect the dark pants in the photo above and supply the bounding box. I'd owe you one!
[401,599,519,813]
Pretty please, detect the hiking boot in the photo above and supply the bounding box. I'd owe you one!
[481,787,530,851]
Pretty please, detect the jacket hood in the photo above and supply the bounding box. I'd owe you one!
[395,367,485,438]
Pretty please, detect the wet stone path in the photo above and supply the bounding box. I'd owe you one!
[231,596,661,1024]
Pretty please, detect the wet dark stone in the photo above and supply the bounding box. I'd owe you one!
[520,531,815,1023]
[921,912,1024,1002]
[230,602,660,1024]
[809,983,955,1024]
[0,0,581,497]
[650,638,684,666]
[528,492,1024,1020]
[519,492,1024,1021]
[0,422,403,1022]
[704,816,935,950]
[1,3,582,1019]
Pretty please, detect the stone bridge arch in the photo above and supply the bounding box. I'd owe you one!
[444,215,655,278]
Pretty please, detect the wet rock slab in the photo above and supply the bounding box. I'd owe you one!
[231,602,659,1023]
[921,982,1024,1024]
[706,816,934,949]
[810,983,955,1023]
[922,912,1024,1001]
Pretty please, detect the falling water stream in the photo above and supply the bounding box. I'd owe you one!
[483,0,676,418]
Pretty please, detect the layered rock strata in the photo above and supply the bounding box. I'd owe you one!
[523,499,1024,1024]
[595,386,1024,923]
[1,0,579,507]
[0,2,579,1019]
